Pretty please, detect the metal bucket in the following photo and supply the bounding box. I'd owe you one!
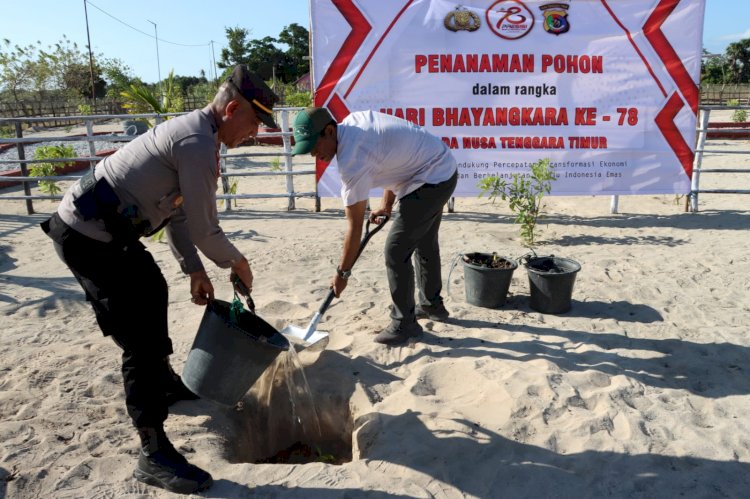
[182,299,289,406]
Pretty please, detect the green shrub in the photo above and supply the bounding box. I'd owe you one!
[477,158,555,247]
[121,69,184,123]
[732,108,747,122]
[285,91,312,108]
[30,145,75,195]
[0,125,14,138]
[269,156,282,172]
[228,178,239,207]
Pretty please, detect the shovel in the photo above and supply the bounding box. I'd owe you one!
[281,215,390,348]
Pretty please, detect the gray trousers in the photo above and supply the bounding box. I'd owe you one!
[386,170,457,324]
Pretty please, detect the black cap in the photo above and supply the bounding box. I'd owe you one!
[226,65,279,128]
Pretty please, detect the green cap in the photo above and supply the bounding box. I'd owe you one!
[292,107,334,155]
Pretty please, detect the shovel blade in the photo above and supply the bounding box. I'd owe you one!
[281,324,329,348]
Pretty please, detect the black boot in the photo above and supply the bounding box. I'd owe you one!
[134,427,213,494]
[164,358,199,406]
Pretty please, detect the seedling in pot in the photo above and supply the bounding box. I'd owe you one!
[477,158,555,247]
[463,252,515,269]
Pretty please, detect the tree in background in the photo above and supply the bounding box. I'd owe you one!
[725,39,750,84]
[172,75,208,94]
[0,39,48,103]
[1,23,312,112]
[1,36,112,102]
[44,36,105,99]
[101,58,135,100]
[245,36,285,82]
[701,50,728,84]
[277,23,310,82]
[217,24,310,86]
[702,39,750,84]
[218,27,253,68]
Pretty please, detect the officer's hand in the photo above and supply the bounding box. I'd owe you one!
[189,270,214,305]
[230,257,253,295]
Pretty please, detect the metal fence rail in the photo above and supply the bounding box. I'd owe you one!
[689,105,750,212]
[699,84,750,106]
[0,108,317,214]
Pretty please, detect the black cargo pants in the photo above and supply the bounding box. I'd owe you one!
[42,213,173,430]
[386,170,458,325]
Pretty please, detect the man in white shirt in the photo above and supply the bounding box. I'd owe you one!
[292,107,457,345]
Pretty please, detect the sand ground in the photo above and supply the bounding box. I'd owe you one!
[1,110,749,498]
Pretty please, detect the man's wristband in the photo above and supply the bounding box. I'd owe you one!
[337,266,352,280]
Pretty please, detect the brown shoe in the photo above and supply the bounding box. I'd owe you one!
[375,321,423,345]
[415,303,450,321]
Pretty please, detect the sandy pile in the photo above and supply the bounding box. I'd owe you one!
[1,112,749,497]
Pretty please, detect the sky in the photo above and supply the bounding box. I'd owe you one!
[0,0,747,84]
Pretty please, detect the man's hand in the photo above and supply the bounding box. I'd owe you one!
[370,190,395,224]
[331,274,348,298]
[189,270,214,305]
[368,208,390,224]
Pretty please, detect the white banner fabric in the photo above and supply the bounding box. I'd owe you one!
[310,0,705,198]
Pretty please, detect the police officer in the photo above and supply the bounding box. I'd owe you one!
[41,65,278,494]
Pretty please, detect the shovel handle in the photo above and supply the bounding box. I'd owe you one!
[356,214,389,262]
[310,215,389,325]
[316,216,387,317]
[317,287,336,316]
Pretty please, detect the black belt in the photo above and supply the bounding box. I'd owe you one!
[72,171,151,243]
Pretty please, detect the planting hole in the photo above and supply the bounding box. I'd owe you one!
[221,351,353,465]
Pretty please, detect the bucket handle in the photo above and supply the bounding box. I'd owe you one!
[232,276,256,314]
[445,252,466,300]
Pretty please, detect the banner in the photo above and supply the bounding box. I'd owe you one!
[310,0,705,197]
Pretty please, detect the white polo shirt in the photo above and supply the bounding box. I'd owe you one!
[336,111,456,207]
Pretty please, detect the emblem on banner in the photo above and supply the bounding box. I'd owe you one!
[540,3,570,35]
[444,6,481,32]
[486,0,534,40]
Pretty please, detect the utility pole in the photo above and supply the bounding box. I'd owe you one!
[83,0,97,110]
[147,20,163,105]
[210,40,218,83]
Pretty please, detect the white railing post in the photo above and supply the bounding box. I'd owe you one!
[85,119,97,171]
[690,109,711,212]
[220,143,231,212]
[14,121,34,214]
[610,195,619,214]
[281,109,295,211]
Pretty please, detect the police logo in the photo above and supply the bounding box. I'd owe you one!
[444,6,481,32]
[540,3,570,35]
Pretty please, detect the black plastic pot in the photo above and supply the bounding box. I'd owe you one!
[525,256,581,314]
[462,252,518,308]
